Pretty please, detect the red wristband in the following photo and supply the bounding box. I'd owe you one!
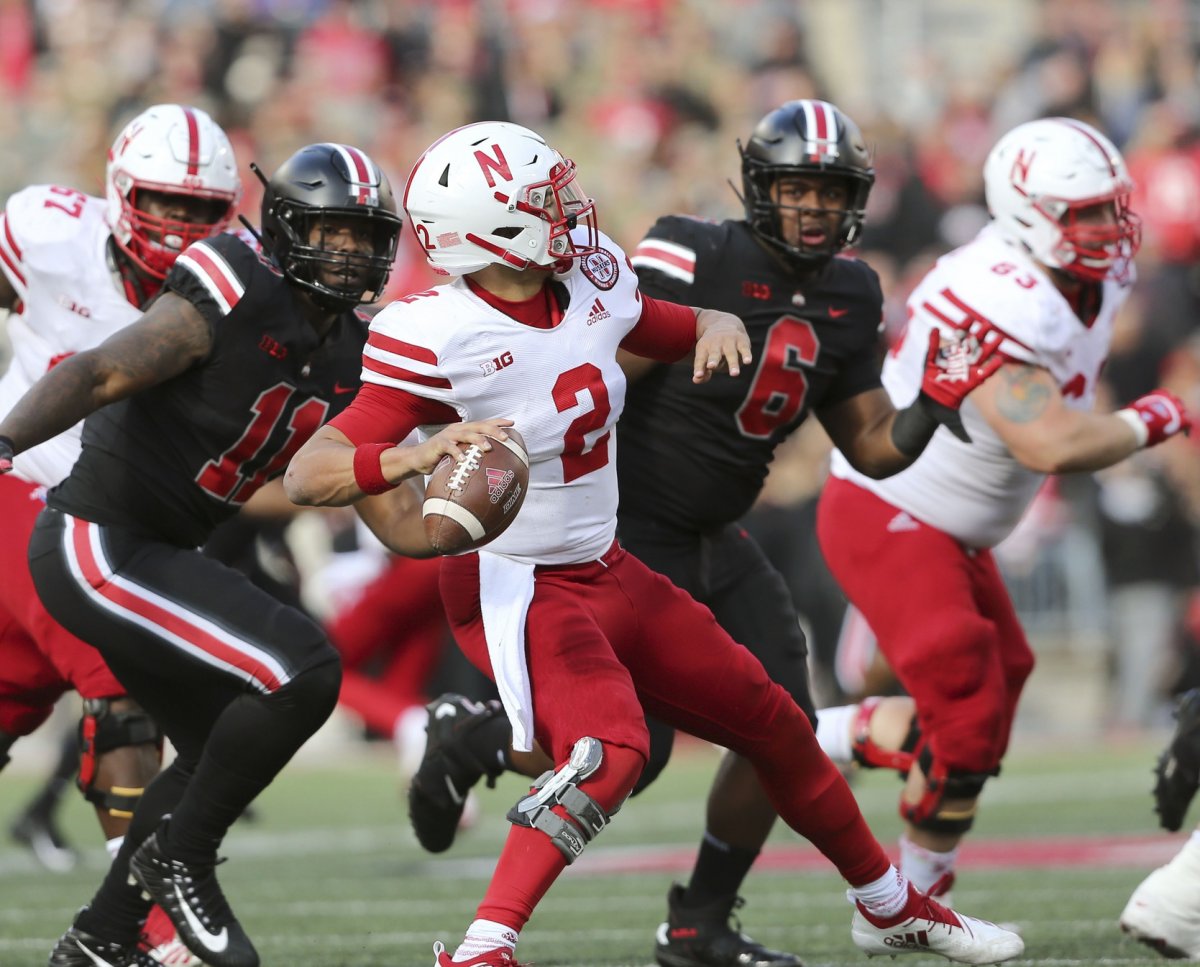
[353,442,397,495]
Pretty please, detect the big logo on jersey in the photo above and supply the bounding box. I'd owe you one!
[580,249,618,290]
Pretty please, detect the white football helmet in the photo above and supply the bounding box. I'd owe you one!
[402,121,599,275]
[106,103,242,279]
[984,117,1140,282]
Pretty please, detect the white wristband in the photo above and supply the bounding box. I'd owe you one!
[1115,408,1149,449]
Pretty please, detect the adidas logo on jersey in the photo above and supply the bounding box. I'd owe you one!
[586,297,610,325]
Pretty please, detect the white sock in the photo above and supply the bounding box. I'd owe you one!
[899,834,958,894]
[105,836,124,861]
[851,864,910,918]
[454,919,519,962]
[815,704,858,763]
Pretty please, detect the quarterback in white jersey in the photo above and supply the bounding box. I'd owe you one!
[814,118,1192,907]
[0,103,238,967]
[287,121,1026,967]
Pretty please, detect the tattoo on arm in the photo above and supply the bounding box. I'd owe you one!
[994,364,1052,423]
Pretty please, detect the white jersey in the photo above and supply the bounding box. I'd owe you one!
[364,230,644,566]
[830,223,1132,548]
[0,185,142,486]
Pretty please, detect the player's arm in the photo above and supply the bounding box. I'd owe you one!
[970,361,1190,472]
[818,387,917,478]
[353,477,436,558]
[0,292,212,467]
[284,414,513,508]
[622,295,751,383]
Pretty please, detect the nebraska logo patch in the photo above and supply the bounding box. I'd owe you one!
[580,249,619,290]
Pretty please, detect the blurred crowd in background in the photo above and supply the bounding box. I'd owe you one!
[2,0,1200,732]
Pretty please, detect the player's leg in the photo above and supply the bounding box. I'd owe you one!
[8,728,80,872]
[611,547,1022,964]
[630,524,808,967]
[31,509,342,967]
[432,550,649,964]
[1120,689,1200,959]
[817,478,1033,898]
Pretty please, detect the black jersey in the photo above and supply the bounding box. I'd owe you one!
[51,234,366,548]
[620,216,884,531]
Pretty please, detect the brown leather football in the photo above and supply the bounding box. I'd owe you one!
[422,428,529,554]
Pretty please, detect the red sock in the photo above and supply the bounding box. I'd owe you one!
[476,742,643,927]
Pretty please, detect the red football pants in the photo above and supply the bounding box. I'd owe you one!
[817,477,1035,774]
[441,541,890,929]
[0,475,124,735]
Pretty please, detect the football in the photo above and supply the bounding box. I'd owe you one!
[422,428,529,554]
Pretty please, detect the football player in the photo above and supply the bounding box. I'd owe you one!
[0,102,241,966]
[284,119,1023,966]
[815,118,1191,910]
[0,141,487,967]
[1120,688,1200,959]
[394,100,1020,967]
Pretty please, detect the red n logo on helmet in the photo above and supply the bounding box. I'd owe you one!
[1011,149,1034,189]
[475,145,513,187]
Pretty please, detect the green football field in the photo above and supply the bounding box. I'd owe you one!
[0,730,1189,966]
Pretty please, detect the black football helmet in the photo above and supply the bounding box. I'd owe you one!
[739,99,874,269]
[260,143,403,311]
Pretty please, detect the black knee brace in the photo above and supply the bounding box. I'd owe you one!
[901,745,997,835]
[78,699,163,818]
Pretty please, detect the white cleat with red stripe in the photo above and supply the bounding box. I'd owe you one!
[850,883,1024,964]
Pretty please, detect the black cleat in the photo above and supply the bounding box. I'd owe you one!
[11,809,78,873]
[48,923,158,967]
[654,884,805,967]
[128,826,258,967]
[408,693,505,853]
[1154,688,1200,832]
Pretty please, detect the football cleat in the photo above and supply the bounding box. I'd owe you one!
[850,882,1024,964]
[49,923,159,967]
[654,883,804,967]
[408,693,506,853]
[1119,859,1200,959]
[10,808,79,873]
[432,940,526,965]
[1154,689,1200,832]
[128,827,258,967]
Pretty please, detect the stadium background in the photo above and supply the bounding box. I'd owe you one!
[0,0,1199,789]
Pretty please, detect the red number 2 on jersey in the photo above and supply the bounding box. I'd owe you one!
[735,315,819,439]
[553,363,612,483]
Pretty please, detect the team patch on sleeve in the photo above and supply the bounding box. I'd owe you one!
[631,238,696,285]
[362,328,452,390]
[176,241,246,315]
[0,212,27,295]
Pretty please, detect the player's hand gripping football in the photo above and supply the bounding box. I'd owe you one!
[693,309,753,384]
[0,434,14,475]
[407,418,515,475]
[918,325,1011,442]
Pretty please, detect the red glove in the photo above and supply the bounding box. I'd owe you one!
[920,326,1010,410]
[1117,390,1192,448]
[911,327,1011,444]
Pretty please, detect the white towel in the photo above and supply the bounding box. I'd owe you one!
[478,552,537,751]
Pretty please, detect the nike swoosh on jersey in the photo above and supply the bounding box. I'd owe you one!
[829,307,849,318]
[333,383,357,394]
[174,884,230,953]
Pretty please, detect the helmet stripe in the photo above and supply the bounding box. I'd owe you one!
[181,106,200,176]
[801,99,840,160]
[1054,118,1118,177]
[329,143,379,207]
